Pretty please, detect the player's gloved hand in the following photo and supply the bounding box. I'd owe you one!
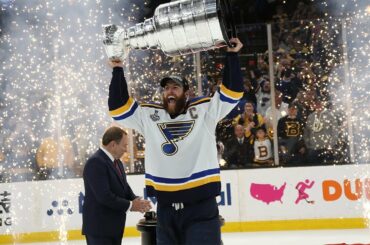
[103,24,129,61]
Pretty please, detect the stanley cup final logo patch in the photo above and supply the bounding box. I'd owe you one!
[157,120,195,156]
[150,110,160,122]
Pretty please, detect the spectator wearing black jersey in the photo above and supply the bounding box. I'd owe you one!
[278,103,306,165]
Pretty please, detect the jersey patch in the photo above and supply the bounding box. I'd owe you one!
[157,120,195,156]
[150,110,160,122]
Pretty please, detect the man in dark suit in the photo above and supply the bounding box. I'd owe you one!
[223,124,252,168]
[82,126,151,245]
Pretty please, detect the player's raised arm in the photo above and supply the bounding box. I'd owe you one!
[206,38,244,123]
[107,60,144,134]
[222,38,244,98]
[108,60,128,111]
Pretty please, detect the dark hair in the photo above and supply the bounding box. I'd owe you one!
[102,126,127,146]
[288,102,299,109]
[254,69,262,79]
[234,124,244,130]
[244,101,257,114]
[255,126,267,134]
[244,100,256,108]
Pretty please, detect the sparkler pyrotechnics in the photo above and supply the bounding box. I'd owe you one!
[0,0,370,242]
[0,0,196,181]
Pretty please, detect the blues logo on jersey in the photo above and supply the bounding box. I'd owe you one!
[157,120,195,156]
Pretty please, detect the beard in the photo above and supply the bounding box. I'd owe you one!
[163,93,187,115]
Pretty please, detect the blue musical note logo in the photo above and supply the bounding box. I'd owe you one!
[157,121,195,156]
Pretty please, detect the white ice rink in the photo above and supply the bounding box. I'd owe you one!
[28,229,370,245]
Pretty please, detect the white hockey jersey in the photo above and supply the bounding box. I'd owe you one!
[108,53,243,203]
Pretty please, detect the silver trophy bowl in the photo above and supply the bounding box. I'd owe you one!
[103,0,236,60]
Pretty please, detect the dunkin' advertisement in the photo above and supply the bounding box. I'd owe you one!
[238,165,368,221]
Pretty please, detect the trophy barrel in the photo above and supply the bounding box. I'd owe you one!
[125,0,236,56]
[103,0,236,59]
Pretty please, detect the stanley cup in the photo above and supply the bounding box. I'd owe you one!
[103,0,236,60]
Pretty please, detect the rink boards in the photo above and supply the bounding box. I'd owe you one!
[0,164,368,243]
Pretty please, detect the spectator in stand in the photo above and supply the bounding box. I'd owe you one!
[225,76,259,120]
[304,99,339,164]
[187,86,197,100]
[250,69,266,89]
[256,80,272,117]
[223,124,252,168]
[242,78,257,106]
[272,4,289,37]
[292,89,316,124]
[233,101,265,138]
[265,90,289,137]
[208,83,219,97]
[207,77,222,97]
[278,68,301,104]
[296,63,316,87]
[278,35,294,54]
[256,54,269,75]
[251,127,273,166]
[278,103,306,165]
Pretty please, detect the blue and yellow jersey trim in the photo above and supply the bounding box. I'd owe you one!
[218,84,243,103]
[188,97,211,107]
[145,168,220,192]
[109,97,139,120]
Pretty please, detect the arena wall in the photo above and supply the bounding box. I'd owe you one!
[0,165,368,243]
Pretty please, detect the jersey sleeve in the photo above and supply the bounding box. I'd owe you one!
[205,52,244,126]
[108,67,145,135]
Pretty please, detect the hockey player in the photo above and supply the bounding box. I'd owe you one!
[107,38,243,244]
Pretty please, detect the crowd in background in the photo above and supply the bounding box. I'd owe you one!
[0,1,352,182]
[208,1,350,169]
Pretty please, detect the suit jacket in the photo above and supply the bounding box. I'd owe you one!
[82,149,136,238]
[223,137,252,166]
